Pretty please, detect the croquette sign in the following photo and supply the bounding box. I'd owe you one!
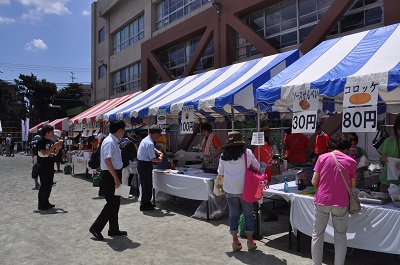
[342,79,379,133]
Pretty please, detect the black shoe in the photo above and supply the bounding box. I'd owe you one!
[108,230,127,236]
[98,190,104,196]
[89,227,104,240]
[38,205,50,210]
[140,204,155,211]
[46,203,55,208]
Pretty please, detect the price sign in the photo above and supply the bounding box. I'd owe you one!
[292,110,317,134]
[342,106,377,133]
[157,109,167,125]
[93,121,100,130]
[74,123,82,131]
[251,132,264,146]
[293,88,319,112]
[180,105,194,134]
[343,80,379,107]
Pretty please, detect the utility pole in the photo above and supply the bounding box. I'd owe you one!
[70,72,76,83]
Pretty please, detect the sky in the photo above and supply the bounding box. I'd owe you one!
[0,0,92,87]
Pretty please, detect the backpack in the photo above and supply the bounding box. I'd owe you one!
[88,144,101,169]
[119,140,137,168]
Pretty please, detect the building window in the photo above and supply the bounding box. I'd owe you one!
[113,14,144,54]
[155,0,209,30]
[154,36,214,81]
[113,62,141,95]
[339,0,383,34]
[98,27,105,43]
[238,0,383,58]
[98,65,106,79]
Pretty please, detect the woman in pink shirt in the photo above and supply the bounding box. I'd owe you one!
[311,133,357,265]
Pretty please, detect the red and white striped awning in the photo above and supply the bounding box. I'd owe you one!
[28,120,49,134]
[69,92,140,124]
[48,117,69,131]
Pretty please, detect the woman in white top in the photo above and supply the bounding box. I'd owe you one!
[218,131,260,252]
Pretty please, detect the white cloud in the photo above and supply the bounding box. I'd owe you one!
[19,0,71,20]
[81,10,90,16]
[0,0,11,4]
[25,38,48,52]
[0,16,15,24]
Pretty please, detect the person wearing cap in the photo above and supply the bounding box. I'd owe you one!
[218,131,260,252]
[314,124,330,157]
[36,125,63,210]
[200,123,222,173]
[253,126,273,178]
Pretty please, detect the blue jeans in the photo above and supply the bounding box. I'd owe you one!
[226,193,254,235]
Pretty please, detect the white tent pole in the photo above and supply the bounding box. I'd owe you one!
[147,116,150,134]
[257,104,261,162]
[231,106,235,130]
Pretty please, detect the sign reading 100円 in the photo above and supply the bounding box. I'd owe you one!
[180,106,194,134]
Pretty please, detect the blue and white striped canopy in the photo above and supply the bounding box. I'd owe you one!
[255,23,400,115]
[104,50,299,122]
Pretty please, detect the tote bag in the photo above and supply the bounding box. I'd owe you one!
[242,151,265,203]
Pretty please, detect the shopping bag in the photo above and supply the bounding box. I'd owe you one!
[92,172,101,187]
[213,175,225,196]
[238,212,256,238]
[348,191,361,214]
[242,168,265,203]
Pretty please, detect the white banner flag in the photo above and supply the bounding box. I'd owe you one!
[25,118,30,140]
[21,120,26,141]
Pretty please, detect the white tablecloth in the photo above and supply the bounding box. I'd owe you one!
[153,170,216,200]
[264,181,400,255]
[71,155,91,171]
[152,170,227,219]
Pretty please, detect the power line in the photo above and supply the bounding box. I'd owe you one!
[0,62,90,73]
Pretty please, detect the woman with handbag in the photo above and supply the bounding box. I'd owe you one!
[311,133,357,265]
[377,115,400,192]
[218,131,260,252]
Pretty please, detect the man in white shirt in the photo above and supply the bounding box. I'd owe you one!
[89,120,127,241]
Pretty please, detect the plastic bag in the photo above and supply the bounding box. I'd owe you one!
[192,194,227,220]
[213,175,225,196]
[388,183,400,197]
[372,127,388,150]
[238,212,256,238]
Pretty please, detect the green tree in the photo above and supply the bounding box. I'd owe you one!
[15,74,57,125]
[53,83,86,116]
[0,80,14,121]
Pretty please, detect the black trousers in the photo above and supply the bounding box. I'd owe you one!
[137,160,153,206]
[38,164,54,206]
[91,169,122,233]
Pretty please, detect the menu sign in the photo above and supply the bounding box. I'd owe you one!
[157,109,167,125]
[180,106,194,134]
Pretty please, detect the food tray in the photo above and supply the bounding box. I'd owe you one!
[359,197,391,205]
[359,192,391,205]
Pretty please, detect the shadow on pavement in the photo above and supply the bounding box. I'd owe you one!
[227,250,288,264]
[34,208,69,214]
[104,237,141,252]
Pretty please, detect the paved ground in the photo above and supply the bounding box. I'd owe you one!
[0,154,398,265]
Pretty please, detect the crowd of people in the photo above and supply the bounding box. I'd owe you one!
[22,116,400,263]
[0,133,15,157]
